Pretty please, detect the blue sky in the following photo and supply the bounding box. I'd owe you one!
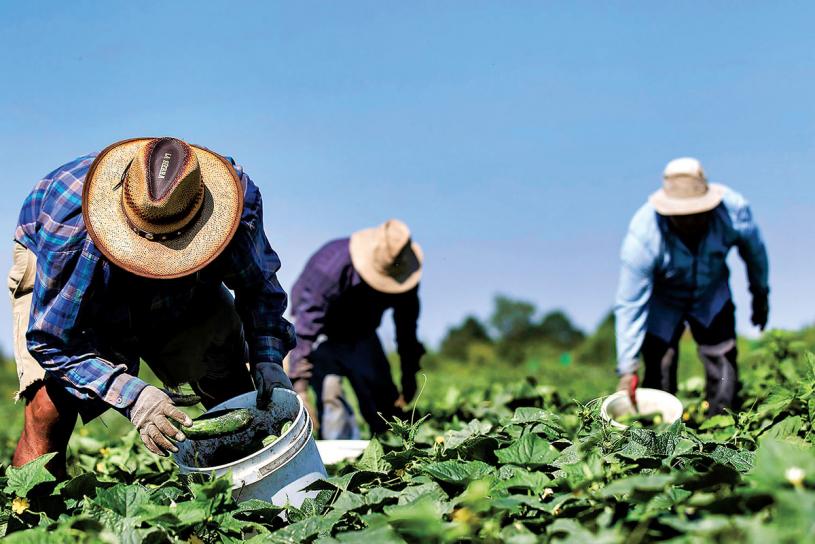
[0,2,813,353]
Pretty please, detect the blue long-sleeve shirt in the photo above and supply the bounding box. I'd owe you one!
[16,151,295,418]
[614,186,769,375]
[288,238,424,379]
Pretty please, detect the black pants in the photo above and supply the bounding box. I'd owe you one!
[642,301,738,415]
[309,334,400,437]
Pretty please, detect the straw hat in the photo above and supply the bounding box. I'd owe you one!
[649,157,725,216]
[349,219,423,294]
[82,137,243,279]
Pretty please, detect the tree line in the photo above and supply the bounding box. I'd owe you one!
[437,295,615,366]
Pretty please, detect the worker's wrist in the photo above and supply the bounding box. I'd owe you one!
[102,373,149,415]
[616,361,639,377]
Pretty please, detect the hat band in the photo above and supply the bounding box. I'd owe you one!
[120,191,205,242]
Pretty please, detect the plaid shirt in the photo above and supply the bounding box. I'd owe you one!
[16,151,295,417]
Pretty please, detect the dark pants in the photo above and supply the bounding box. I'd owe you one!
[309,334,400,438]
[642,301,738,415]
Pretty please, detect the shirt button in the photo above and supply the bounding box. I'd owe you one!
[116,397,123,405]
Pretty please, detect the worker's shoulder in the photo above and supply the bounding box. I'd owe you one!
[627,201,659,236]
[718,185,750,212]
[23,152,98,247]
[37,152,99,205]
[716,185,756,226]
[307,238,352,272]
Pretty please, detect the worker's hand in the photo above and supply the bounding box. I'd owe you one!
[253,362,293,410]
[617,373,639,410]
[400,370,418,405]
[129,386,192,456]
[751,294,769,331]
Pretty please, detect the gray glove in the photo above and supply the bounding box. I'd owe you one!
[129,385,192,456]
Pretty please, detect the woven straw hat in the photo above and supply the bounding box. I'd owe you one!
[83,137,243,279]
[349,219,423,294]
[649,157,725,216]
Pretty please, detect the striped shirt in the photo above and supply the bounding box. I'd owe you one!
[16,150,295,418]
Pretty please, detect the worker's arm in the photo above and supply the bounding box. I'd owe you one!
[287,268,337,380]
[730,199,770,328]
[614,230,657,376]
[393,286,425,403]
[26,239,149,411]
[220,165,296,406]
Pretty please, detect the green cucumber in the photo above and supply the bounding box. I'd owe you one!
[260,420,294,448]
[165,390,202,407]
[185,408,254,439]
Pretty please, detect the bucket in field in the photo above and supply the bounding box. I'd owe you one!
[173,389,327,507]
[601,388,683,430]
[316,440,369,465]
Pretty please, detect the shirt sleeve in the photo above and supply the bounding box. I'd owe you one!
[731,202,769,297]
[26,239,148,411]
[288,269,340,375]
[221,184,296,369]
[392,287,425,371]
[614,231,657,376]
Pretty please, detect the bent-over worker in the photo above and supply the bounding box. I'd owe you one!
[614,158,769,415]
[10,137,295,477]
[288,219,425,439]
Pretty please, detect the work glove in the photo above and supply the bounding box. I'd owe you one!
[617,373,639,411]
[253,362,293,410]
[751,294,769,331]
[129,385,192,456]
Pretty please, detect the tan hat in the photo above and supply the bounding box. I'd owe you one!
[83,137,243,279]
[349,219,423,294]
[649,157,725,216]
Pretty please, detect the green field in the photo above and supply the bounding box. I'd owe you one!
[0,329,813,542]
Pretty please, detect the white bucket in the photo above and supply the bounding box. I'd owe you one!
[316,440,370,465]
[173,389,327,507]
[600,387,684,430]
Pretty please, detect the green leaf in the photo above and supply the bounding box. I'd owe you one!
[422,460,495,485]
[496,464,551,494]
[4,453,57,497]
[443,419,492,450]
[748,438,815,489]
[762,415,804,440]
[397,482,449,506]
[356,439,392,474]
[597,474,674,498]
[699,414,735,430]
[495,434,559,467]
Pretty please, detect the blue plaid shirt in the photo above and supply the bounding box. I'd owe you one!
[16,151,295,417]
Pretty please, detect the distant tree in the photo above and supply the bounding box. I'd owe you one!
[575,310,616,365]
[489,295,537,342]
[489,295,539,363]
[439,316,492,361]
[534,310,585,349]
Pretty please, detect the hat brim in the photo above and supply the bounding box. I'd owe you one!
[349,228,423,294]
[649,183,726,216]
[83,138,243,279]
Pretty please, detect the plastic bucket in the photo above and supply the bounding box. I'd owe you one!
[316,440,369,465]
[173,389,327,507]
[601,387,683,430]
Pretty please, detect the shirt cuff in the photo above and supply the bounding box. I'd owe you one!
[102,373,149,412]
[616,359,640,376]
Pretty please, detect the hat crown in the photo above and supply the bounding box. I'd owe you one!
[373,219,412,274]
[122,138,205,237]
[662,157,709,199]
